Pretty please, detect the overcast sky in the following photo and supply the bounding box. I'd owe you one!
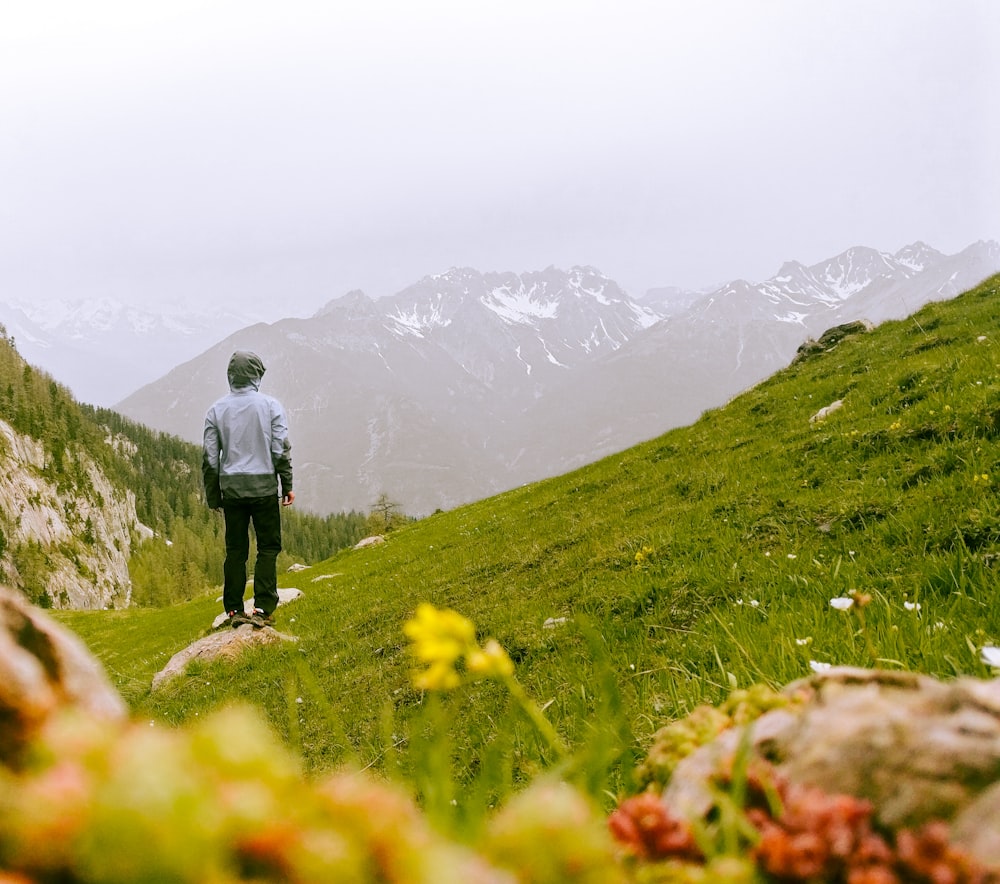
[2,0,998,318]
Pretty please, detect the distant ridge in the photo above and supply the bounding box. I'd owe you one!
[0,298,268,406]
[114,241,1000,515]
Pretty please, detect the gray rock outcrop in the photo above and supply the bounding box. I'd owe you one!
[152,625,299,690]
[0,417,140,609]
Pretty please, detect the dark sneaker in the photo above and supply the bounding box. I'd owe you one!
[250,609,273,628]
[228,610,253,628]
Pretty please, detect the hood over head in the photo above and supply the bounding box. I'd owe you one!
[227,351,266,390]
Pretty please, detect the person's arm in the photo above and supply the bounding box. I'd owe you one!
[270,400,293,504]
[202,410,224,509]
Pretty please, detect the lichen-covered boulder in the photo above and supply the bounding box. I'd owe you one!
[662,667,1000,867]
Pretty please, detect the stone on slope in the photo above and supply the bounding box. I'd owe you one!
[152,625,299,690]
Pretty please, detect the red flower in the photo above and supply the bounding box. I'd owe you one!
[607,793,703,861]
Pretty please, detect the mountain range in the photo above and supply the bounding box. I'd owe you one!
[114,240,1000,515]
[0,297,271,405]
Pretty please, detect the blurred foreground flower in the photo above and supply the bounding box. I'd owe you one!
[403,603,476,667]
[467,639,514,679]
[0,706,503,883]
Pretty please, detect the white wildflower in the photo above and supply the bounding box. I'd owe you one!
[903,601,921,612]
[829,597,854,611]
[981,646,1000,669]
[810,660,832,673]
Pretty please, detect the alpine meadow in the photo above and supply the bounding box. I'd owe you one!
[32,273,1000,879]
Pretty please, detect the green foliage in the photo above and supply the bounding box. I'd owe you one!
[635,684,793,791]
[55,276,1000,829]
[366,492,413,535]
[10,542,55,608]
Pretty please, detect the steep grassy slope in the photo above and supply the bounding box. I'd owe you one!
[56,275,1000,811]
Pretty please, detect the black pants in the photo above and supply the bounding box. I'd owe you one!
[222,496,282,616]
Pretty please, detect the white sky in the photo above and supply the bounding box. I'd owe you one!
[2,0,998,316]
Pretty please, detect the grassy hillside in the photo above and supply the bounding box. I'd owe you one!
[55,275,1000,822]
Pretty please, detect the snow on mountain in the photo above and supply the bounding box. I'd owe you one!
[682,240,994,333]
[836,240,999,327]
[894,241,944,272]
[481,280,560,324]
[806,246,906,301]
[371,266,661,400]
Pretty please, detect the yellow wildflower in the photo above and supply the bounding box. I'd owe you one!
[404,603,518,691]
[413,660,462,692]
[467,639,514,679]
[403,603,476,665]
[634,544,655,568]
[401,604,565,755]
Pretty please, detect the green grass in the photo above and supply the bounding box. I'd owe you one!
[53,274,1000,826]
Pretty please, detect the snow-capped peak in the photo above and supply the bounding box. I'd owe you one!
[894,241,944,272]
[773,261,810,283]
[481,283,560,324]
[388,291,453,335]
[805,246,897,300]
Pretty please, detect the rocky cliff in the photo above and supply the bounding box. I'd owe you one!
[0,417,140,609]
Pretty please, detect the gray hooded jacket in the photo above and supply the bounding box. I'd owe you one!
[202,351,293,507]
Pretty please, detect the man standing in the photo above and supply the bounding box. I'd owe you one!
[202,351,294,628]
